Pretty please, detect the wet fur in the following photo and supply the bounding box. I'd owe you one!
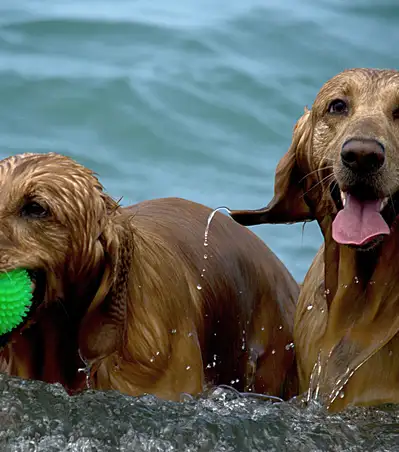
[231,68,399,411]
[0,152,299,401]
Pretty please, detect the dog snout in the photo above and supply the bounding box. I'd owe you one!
[341,139,385,173]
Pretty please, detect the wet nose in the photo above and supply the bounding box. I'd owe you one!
[341,138,385,173]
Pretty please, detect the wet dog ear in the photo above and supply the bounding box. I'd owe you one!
[231,108,315,225]
[79,216,132,362]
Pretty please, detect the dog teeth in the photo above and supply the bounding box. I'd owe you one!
[380,197,389,211]
[338,192,389,211]
[340,191,347,207]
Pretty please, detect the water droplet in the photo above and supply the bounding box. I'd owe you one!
[203,254,208,259]
[212,362,216,367]
[186,365,191,371]
[271,349,276,355]
[197,284,202,290]
[307,305,313,311]
[206,364,211,369]
[230,380,235,385]
[156,351,160,356]
[204,242,209,247]
[285,342,295,351]
[278,325,283,330]
[214,333,217,336]
[354,276,359,284]
[389,350,393,357]
[343,284,348,289]
[150,357,154,363]
[324,288,330,295]
[188,332,193,337]
[171,329,177,334]
[202,268,206,273]
[261,326,265,331]
[235,378,239,383]
[339,391,345,399]
[321,308,325,314]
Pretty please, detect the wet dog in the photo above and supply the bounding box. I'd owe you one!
[231,68,399,410]
[0,152,299,401]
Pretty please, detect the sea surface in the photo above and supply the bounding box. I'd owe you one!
[0,1,398,450]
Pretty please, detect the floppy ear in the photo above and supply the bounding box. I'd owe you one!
[78,216,133,362]
[231,108,315,225]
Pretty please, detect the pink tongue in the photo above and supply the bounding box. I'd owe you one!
[332,194,390,245]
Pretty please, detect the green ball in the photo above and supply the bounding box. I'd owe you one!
[0,269,33,335]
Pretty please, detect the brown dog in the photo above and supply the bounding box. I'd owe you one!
[0,152,299,401]
[231,68,399,411]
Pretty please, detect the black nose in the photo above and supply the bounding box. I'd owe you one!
[341,139,385,173]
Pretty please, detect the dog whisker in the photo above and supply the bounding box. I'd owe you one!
[301,173,335,199]
[299,165,334,184]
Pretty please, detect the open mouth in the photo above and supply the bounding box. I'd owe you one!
[27,269,46,310]
[0,269,46,348]
[330,183,399,249]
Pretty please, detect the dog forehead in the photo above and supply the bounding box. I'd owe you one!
[315,68,399,105]
[0,153,101,193]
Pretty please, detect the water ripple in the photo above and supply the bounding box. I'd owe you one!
[0,375,398,451]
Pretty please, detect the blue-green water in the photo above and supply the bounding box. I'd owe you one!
[1,375,399,452]
[0,1,399,450]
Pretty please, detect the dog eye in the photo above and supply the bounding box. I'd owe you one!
[328,99,348,115]
[20,201,49,219]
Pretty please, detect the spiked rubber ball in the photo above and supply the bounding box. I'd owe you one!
[0,269,33,335]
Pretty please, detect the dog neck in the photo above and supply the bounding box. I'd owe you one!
[312,215,399,405]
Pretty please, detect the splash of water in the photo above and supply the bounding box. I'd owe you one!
[1,372,399,451]
[306,346,373,409]
[197,206,233,291]
[306,351,326,404]
[285,342,295,351]
[327,355,371,408]
[77,349,92,390]
[217,384,284,403]
[203,206,232,247]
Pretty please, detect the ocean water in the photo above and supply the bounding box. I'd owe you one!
[1,375,399,452]
[0,1,398,450]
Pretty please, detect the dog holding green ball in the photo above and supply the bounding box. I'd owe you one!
[0,152,299,401]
